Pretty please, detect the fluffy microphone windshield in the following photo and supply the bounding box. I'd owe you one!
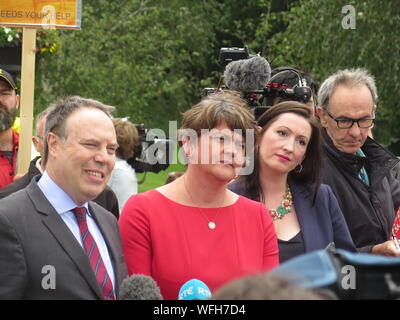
[224,56,271,92]
[119,274,163,300]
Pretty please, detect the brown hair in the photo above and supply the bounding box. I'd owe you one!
[113,118,140,160]
[179,90,258,142]
[241,101,322,203]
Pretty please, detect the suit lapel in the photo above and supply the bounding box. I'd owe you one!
[290,182,316,252]
[26,180,104,299]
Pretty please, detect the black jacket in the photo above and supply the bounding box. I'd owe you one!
[0,156,120,219]
[321,130,400,252]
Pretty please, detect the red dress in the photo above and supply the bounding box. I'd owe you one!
[119,190,279,300]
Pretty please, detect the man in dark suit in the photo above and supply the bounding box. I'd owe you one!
[0,96,128,299]
[0,107,120,219]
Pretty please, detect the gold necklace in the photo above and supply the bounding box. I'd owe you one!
[183,176,225,230]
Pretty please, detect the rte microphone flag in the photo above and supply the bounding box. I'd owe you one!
[178,279,211,300]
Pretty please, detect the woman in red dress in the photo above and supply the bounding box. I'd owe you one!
[119,91,279,299]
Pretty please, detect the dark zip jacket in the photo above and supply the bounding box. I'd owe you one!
[321,129,400,252]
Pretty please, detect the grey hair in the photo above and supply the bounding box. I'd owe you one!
[317,68,378,111]
[43,96,115,165]
[34,105,55,136]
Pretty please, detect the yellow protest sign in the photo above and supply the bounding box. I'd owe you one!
[0,0,81,29]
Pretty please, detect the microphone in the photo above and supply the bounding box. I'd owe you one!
[223,56,271,92]
[178,279,212,300]
[119,274,163,300]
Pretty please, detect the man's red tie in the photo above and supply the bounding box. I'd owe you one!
[73,207,115,300]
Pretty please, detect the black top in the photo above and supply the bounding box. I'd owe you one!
[278,231,305,263]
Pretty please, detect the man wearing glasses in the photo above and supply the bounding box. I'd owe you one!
[317,68,400,256]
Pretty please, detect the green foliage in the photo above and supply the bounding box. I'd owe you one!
[215,0,271,46]
[0,26,60,54]
[35,29,60,56]
[0,27,20,47]
[35,0,219,132]
[34,0,286,125]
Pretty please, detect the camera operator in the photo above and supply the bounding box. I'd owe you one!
[107,118,140,211]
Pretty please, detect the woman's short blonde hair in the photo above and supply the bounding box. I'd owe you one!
[113,118,140,160]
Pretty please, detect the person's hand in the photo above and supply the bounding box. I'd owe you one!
[371,240,400,257]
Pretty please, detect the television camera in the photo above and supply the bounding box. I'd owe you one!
[127,124,173,176]
[204,47,313,120]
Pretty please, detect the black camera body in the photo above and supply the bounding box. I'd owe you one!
[127,124,173,174]
[264,67,312,105]
[204,48,313,120]
[219,47,253,67]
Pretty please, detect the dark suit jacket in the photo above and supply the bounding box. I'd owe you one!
[0,157,120,219]
[229,179,357,253]
[0,178,128,299]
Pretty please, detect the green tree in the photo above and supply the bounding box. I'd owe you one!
[35,0,219,132]
[34,0,295,131]
[34,0,289,126]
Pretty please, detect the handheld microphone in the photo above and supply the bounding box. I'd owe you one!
[119,274,163,300]
[223,56,271,92]
[178,279,212,300]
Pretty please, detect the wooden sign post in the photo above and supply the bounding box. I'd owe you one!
[0,0,81,175]
[19,27,37,174]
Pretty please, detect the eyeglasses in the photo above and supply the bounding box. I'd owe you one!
[326,111,375,129]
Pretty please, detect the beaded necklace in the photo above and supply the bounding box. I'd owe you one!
[268,184,293,221]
